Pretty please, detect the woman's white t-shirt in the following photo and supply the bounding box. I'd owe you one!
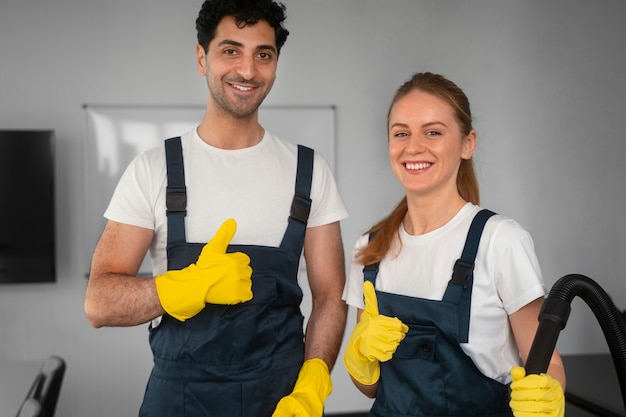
[342,203,545,384]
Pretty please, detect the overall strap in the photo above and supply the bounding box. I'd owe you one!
[362,232,379,286]
[164,137,187,246]
[443,208,496,342]
[280,145,314,254]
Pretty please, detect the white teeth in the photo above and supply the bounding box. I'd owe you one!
[233,84,252,91]
[406,162,430,170]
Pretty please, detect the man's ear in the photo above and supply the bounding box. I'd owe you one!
[196,44,207,76]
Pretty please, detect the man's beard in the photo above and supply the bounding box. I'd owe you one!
[208,77,272,119]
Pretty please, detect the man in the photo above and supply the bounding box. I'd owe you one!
[84,1,348,416]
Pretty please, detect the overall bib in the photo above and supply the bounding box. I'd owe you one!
[365,210,513,417]
[139,137,314,417]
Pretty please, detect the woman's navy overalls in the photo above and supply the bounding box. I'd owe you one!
[139,137,314,417]
[364,209,514,417]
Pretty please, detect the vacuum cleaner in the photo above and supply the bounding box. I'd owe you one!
[524,273,626,414]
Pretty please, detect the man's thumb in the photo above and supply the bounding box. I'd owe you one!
[203,218,237,254]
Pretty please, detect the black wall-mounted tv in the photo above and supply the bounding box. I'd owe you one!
[0,130,56,283]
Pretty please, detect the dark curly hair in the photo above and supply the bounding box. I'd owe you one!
[196,0,289,54]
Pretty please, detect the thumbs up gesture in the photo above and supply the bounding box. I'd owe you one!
[155,218,253,322]
[343,281,408,385]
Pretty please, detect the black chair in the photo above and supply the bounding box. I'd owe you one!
[16,356,66,417]
[16,398,43,417]
[15,373,44,417]
[37,356,66,417]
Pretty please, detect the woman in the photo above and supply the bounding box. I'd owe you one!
[343,72,565,417]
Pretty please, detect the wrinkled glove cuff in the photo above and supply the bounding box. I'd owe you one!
[272,359,332,417]
[155,270,206,322]
[344,345,380,385]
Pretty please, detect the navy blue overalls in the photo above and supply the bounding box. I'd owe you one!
[364,209,513,417]
[139,137,314,417]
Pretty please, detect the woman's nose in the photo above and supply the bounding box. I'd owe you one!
[406,136,425,154]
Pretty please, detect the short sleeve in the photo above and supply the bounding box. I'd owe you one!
[490,219,546,314]
[103,148,165,231]
[307,151,349,228]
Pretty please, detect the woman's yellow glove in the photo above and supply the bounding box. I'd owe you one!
[343,281,408,385]
[510,366,565,417]
[155,218,253,321]
[271,358,332,417]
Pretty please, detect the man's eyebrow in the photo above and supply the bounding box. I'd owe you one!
[218,39,244,48]
[217,39,277,54]
[257,44,277,54]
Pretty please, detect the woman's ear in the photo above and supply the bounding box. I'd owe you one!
[462,130,477,160]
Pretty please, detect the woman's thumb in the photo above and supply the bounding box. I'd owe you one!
[363,281,379,317]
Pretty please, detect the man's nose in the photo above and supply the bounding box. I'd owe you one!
[236,54,257,80]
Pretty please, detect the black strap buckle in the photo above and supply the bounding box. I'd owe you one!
[451,258,474,287]
[290,193,311,224]
[166,185,187,214]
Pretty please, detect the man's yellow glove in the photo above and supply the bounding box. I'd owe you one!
[155,218,253,321]
[272,358,332,417]
[343,281,408,385]
[510,366,565,417]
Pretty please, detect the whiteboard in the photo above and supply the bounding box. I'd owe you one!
[82,104,336,274]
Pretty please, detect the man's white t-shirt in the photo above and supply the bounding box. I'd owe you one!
[342,203,546,384]
[104,128,348,276]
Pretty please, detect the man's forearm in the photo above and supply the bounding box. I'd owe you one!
[85,273,165,327]
[304,296,348,370]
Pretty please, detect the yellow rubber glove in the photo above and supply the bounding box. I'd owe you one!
[155,218,253,321]
[343,281,409,385]
[272,358,333,417]
[510,366,565,417]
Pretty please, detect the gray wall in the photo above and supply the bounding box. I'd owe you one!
[1,1,625,415]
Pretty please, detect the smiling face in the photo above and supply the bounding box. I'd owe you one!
[388,89,476,200]
[196,16,277,119]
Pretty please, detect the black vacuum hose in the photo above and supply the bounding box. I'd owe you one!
[524,273,626,410]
